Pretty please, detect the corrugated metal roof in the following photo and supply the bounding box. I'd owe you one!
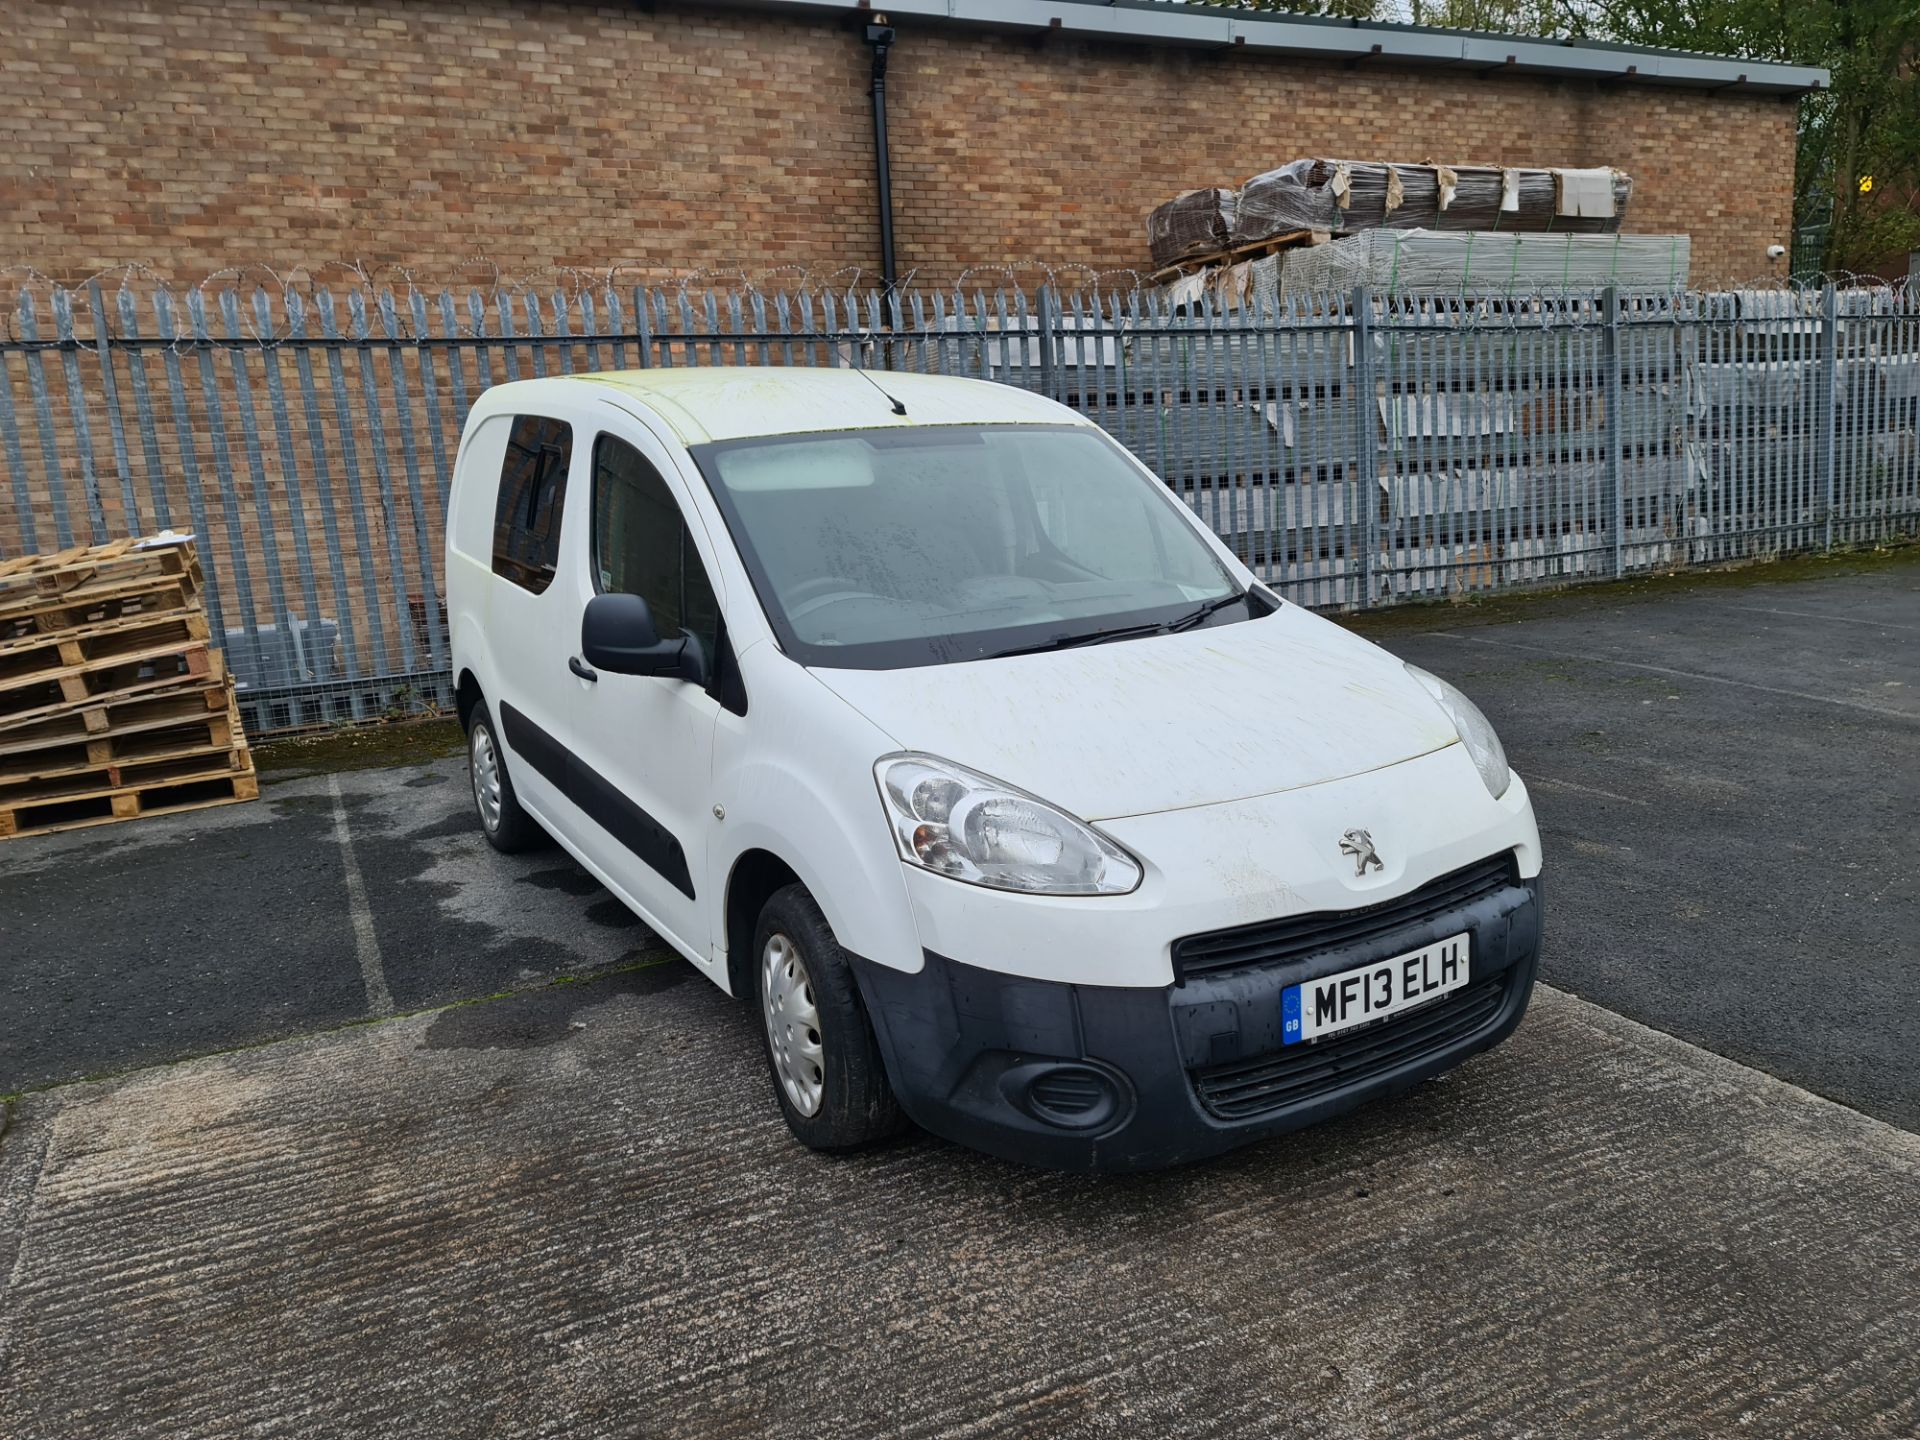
[729,0,1827,95]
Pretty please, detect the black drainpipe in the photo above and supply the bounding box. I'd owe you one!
[864,17,899,290]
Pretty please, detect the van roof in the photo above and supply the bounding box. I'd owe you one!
[559,366,1079,446]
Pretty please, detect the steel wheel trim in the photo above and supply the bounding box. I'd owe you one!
[470,724,503,834]
[761,933,825,1117]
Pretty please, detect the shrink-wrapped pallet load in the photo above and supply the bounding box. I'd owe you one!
[1148,187,1238,269]
[1230,161,1633,249]
[1275,228,1689,299]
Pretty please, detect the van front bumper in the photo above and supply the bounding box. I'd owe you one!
[850,869,1543,1173]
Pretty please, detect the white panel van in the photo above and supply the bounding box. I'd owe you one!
[444,368,1543,1171]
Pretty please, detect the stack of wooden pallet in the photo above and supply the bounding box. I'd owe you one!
[0,536,257,839]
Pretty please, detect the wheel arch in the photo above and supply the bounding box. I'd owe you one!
[455,668,484,731]
[723,848,803,1001]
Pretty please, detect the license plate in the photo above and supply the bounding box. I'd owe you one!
[1282,933,1470,1045]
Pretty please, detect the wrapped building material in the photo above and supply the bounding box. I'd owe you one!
[1278,229,1690,298]
[1233,161,1632,247]
[1248,252,1283,312]
[1553,168,1619,219]
[1149,187,1237,268]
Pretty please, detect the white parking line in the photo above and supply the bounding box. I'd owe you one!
[1433,631,1917,721]
[1708,601,1920,634]
[1527,775,1650,806]
[328,775,394,1017]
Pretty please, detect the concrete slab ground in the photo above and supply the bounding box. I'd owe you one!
[0,975,1914,1439]
[1,548,1916,1436]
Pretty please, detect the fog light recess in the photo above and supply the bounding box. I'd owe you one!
[1022,1063,1126,1131]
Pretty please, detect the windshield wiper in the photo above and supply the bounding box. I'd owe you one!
[984,618,1177,660]
[984,592,1249,660]
[1165,591,1248,632]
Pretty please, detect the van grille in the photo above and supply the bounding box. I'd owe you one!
[1171,853,1517,982]
[1190,974,1509,1120]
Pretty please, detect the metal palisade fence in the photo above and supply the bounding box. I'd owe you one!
[1,279,1916,735]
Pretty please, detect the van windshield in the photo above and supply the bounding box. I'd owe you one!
[691,423,1257,670]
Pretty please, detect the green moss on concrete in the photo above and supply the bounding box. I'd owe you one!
[254,717,465,780]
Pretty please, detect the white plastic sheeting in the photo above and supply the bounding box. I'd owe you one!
[1276,229,1692,297]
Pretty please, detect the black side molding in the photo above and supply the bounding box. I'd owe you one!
[500,699,569,792]
[499,701,696,900]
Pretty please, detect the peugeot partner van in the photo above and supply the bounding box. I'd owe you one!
[445,368,1543,1172]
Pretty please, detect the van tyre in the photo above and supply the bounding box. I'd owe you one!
[754,884,905,1151]
[466,702,542,854]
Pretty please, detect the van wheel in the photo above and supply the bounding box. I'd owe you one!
[753,884,905,1152]
[466,702,542,854]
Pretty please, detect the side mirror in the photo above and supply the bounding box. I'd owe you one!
[581,592,704,682]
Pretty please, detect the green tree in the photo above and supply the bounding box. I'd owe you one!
[1406,1,1589,30]
[1589,1,1920,274]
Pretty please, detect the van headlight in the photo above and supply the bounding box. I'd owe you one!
[875,753,1142,896]
[1406,664,1511,799]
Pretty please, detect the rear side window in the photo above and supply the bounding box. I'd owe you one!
[493,416,574,594]
[593,434,720,660]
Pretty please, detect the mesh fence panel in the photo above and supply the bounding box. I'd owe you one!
[1,279,1914,735]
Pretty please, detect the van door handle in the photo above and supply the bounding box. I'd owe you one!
[569,656,598,683]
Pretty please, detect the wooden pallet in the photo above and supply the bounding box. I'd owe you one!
[0,605,210,671]
[0,765,259,839]
[0,626,215,713]
[0,563,203,640]
[0,697,243,783]
[0,733,251,807]
[0,681,230,755]
[0,534,256,839]
[0,536,199,602]
[0,647,224,730]
[1149,229,1319,284]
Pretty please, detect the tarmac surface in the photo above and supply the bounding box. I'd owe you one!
[1379,557,1920,1128]
[2,551,1917,1436]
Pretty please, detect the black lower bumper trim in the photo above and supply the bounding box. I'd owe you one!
[1192,972,1510,1120]
[849,873,1544,1174]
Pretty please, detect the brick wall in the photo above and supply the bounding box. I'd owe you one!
[1,0,1800,289]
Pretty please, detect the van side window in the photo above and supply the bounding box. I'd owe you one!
[492,416,574,594]
[592,435,720,660]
